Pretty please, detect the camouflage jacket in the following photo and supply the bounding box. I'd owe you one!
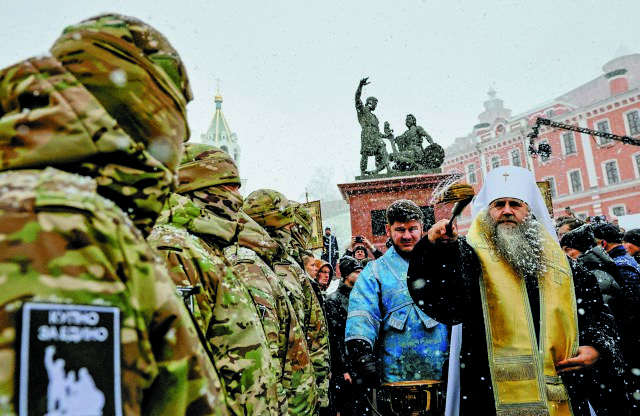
[0,169,228,416]
[274,255,331,409]
[148,195,278,416]
[225,213,318,415]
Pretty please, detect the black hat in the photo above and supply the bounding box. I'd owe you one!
[353,244,368,257]
[623,228,640,247]
[560,223,596,253]
[593,222,623,243]
[339,256,363,278]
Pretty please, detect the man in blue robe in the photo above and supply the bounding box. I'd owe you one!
[345,199,450,415]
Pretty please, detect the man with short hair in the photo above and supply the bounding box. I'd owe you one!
[325,256,364,416]
[408,166,618,416]
[345,199,450,415]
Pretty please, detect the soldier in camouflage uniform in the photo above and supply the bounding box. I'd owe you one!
[243,190,331,414]
[289,201,313,267]
[225,211,318,415]
[0,14,227,416]
[148,143,278,416]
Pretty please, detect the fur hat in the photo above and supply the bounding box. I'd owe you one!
[593,222,623,243]
[560,223,596,253]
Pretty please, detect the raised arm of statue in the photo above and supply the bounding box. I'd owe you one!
[355,77,369,115]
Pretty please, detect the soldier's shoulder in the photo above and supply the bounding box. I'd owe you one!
[0,168,131,223]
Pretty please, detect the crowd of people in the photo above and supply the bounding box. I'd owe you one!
[3,11,640,416]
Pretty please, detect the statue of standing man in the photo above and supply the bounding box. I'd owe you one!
[356,78,392,175]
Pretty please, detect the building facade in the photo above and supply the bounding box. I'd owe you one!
[443,52,640,230]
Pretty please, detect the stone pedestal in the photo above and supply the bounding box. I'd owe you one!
[338,172,460,253]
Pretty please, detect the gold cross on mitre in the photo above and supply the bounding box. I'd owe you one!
[502,172,510,182]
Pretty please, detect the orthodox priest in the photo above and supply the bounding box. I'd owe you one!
[408,166,622,416]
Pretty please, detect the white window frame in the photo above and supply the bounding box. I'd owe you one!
[624,109,640,136]
[611,205,626,217]
[568,169,583,193]
[601,159,621,185]
[595,118,613,146]
[562,132,577,155]
[511,150,522,167]
[467,163,477,184]
[633,152,640,178]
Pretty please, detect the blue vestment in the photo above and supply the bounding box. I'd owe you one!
[345,246,450,383]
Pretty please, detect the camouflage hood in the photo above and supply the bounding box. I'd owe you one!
[0,14,192,235]
[290,201,312,250]
[155,143,242,246]
[243,189,294,231]
[243,189,294,260]
[236,211,282,265]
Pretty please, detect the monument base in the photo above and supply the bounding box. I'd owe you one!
[338,172,460,254]
[354,168,442,181]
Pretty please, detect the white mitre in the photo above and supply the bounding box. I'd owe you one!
[471,166,556,239]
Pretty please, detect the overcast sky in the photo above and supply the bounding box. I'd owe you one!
[2,0,639,200]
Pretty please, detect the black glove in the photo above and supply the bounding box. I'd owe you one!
[350,354,380,389]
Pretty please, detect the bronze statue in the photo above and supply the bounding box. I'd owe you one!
[387,114,445,171]
[355,78,392,175]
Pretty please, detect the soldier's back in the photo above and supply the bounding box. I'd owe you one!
[0,168,227,416]
[149,223,278,416]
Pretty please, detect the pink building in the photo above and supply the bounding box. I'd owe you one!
[443,52,640,231]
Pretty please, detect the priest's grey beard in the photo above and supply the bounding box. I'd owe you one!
[481,211,547,281]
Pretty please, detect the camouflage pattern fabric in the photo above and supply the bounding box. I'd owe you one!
[242,189,295,231]
[0,169,228,416]
[0,13,227,416]
[0,14,193,236]
[243,190,331,411]
[177,143,241,193]
[226,212,318,415]
[150,146,278,415]
[289,201,312,266]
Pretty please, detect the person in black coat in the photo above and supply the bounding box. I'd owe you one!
[560,223,633,415]
[407,166,621,416]
[325,256,363,416]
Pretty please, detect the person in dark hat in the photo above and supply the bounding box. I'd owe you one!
[325,256,364,416]
[593,221,640,401]
[560,224,633,415]
[623,228,640,263]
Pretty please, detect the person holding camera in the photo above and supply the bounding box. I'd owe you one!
[345,236,383,261]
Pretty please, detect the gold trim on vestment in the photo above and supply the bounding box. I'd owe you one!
[467,213,579,416]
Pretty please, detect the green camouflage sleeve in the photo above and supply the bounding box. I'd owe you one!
[273,261,320,415]
[149,225,279,416]
[225,246,288,415]
[296,267,331,409]
[0,169,228,416]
